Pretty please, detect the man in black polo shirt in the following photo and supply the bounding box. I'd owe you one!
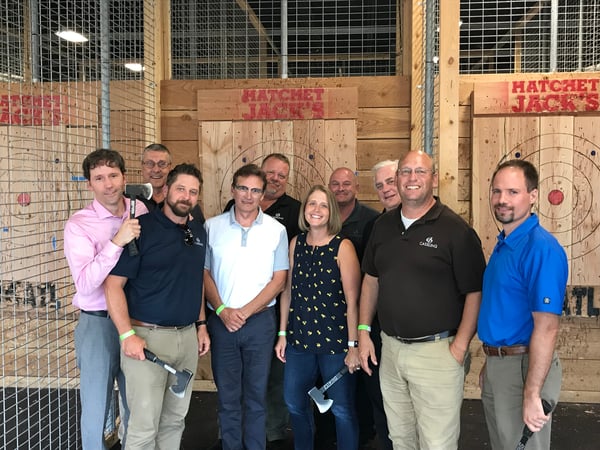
[358,151,486,449]
[105,163,210,449]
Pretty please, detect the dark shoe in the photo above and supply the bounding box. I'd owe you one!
[266,439,287,450]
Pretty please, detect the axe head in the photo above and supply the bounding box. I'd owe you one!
[308,386,333,413]
[124,183,153,200]
[169,368,193,399]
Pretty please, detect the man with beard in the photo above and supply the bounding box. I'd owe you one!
[358,151,486,449]
[140,143,205,223]
[105,163,210,449]
[478,159,567,450]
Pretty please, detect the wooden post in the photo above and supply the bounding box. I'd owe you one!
[408,0,424,152]
[438,0,460,213]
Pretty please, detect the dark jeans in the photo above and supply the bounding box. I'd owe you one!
[284,346,358,450]
[209,307,276,450]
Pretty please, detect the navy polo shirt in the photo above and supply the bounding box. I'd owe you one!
[110,208,206,326]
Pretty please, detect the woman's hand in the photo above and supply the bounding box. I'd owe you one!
[345,347,361,374]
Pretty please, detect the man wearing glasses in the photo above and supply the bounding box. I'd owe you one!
[358,151,486,449]
[104,163,210,449]
[141,143,205,223]
[204,163,289,450]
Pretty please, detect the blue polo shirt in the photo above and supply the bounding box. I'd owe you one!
[110,208,207,326]
[477,214,568,347]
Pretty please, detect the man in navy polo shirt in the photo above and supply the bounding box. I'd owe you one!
[478,159,567,450]
[105,163,209,449]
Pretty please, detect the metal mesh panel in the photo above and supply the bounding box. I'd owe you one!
[459,0,600,74]
[0,1,153,448]
[170,0,398,79]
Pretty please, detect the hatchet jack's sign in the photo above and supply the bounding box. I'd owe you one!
[473,77,600,115]
[197,87,358,121]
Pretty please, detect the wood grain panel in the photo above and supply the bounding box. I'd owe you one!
[357,107,411,139]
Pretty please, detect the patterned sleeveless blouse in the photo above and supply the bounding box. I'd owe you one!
[288,233,348,354]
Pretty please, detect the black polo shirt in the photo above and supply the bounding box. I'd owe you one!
[340,200,379,261]
[362,198,486,338]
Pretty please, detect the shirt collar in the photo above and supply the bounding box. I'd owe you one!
[496,213,538,249]
[228,206,264,227]
[91,198,128,220]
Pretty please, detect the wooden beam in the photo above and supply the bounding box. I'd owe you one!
[409,0,424,152]
[438,0,461,213]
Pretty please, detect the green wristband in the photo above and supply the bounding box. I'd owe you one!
[278,330,287,337]
[358,324,371,332]
[119,329,136,342]
[215,304,226,316]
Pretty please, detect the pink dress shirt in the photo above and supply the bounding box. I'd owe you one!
[64,198,148,311]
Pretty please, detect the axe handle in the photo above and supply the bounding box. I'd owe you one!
[127,197,139,256]
[320,366,349,394]
[143,348,177,375]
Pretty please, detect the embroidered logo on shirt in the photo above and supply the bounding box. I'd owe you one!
[419,236,438,249]
[543,297,551,304]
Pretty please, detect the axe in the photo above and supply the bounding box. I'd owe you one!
[143,348,193,399]
[123,183,152,256]
[308,366,349,413]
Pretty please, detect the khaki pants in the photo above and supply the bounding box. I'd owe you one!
[380,332,465,450]
[121,325,198,450]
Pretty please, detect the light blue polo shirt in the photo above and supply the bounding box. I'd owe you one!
[204,207,289,309]
[478,214,568,346]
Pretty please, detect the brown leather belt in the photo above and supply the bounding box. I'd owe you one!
[130,319,192,330]
[483,344,529,357]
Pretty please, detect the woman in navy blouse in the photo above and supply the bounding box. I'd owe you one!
[275,184,362,450]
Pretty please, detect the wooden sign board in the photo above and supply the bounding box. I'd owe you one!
[473,77,600,115]
[197,87,358,121]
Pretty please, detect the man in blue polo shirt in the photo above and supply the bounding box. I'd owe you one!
[478,159,568,450]
[105,163,210,449]
[204,163,288,450]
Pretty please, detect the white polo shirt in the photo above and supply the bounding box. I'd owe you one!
[204,207,289,309]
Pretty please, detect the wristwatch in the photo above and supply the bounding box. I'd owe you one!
[347,340,359,348]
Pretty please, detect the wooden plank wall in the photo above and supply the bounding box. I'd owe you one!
[161,76,412,213]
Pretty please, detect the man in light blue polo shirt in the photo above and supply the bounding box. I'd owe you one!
[204,163,289,450]
[478,159,568,450]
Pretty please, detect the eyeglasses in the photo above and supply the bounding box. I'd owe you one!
[142,160,170,169]
[397,167,433,177]
[179,223,194,246]
[234,185,264,195]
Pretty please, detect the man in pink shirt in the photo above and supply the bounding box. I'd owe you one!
[64,149,147,449]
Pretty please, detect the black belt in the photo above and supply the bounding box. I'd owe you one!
[80,310,109,318]
[131,319,192,330]
[393,329,457,344]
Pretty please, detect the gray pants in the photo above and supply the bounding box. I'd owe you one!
[481,352,562,450]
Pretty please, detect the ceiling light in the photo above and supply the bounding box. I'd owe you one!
[124,63,144,72]
[55,30,88,43]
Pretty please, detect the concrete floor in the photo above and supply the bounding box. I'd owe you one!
[164,393,600,450]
